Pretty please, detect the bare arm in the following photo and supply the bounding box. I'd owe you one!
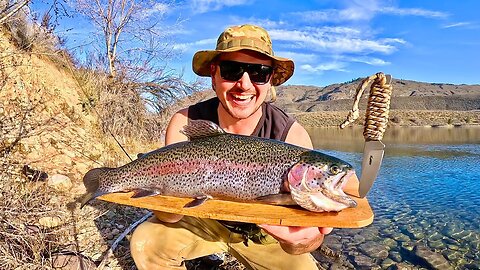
[153,108,189,223]
[284,121,313,149]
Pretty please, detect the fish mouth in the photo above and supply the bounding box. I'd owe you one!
[290,170,357,212]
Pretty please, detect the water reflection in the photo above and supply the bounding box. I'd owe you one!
[307,126,480,158]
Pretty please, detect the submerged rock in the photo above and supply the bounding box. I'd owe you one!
[411,245,453,270]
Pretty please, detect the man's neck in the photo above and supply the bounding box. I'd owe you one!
[217,105,263,136]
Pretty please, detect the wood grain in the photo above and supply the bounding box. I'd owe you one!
[98,175,374,228]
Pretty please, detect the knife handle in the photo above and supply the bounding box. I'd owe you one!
[364,73,392,141]
[340,73,393,141]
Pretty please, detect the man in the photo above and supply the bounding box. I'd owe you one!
[130,24,332,270]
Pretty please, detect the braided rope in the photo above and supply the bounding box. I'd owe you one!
[340,72,393,141]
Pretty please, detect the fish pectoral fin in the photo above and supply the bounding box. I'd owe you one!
[130,189,160,198]
[255,194,296,205]
[183,195,212,208]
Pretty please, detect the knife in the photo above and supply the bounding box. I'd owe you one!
[358,74,392,198]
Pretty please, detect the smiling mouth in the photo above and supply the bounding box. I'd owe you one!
[229,93,255,103]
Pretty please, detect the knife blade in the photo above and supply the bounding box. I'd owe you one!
[358,74,392,198]
[358,140,385,197]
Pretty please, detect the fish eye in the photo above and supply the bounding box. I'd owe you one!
[329,164,342,175]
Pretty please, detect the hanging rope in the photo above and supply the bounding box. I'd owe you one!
[340,72,393,141]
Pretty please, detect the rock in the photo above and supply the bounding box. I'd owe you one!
[352,253,376,268]
[428,240,445,249]
[383,237,398,248]
[428,231,443,241]
[387,262,416,270]
[50,253,97,270]
[39,216,62,228]
[389,251,402,262]
[411,245,453,270]
[359,242,389,259]
[47,174,72,191]
[393,233,410,242]
[351,234,366,245]
[381,258,396,269]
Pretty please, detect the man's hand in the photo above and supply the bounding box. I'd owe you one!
[259,225,333,255]
[153,211,183,223]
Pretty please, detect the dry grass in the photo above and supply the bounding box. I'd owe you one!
[0,101,72,269]
[0,167,72,269]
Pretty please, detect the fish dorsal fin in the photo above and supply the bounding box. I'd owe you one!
[181,120,226,140]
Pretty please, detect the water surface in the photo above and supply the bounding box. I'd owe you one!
[308,127,480,269]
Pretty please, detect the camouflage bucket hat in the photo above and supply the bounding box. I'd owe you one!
[192,24,294,86]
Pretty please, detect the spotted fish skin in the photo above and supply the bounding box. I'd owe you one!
[81,120,357,212]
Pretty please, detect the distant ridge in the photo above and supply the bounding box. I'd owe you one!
[276,79,480,113]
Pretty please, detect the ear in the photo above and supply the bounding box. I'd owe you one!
[210,63,217,77]
[210,64,217,91]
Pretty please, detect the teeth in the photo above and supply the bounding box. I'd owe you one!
[231,94,254,100]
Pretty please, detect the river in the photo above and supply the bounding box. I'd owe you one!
[307,126,480,269]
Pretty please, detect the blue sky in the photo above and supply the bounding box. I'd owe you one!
[44,0,480,87]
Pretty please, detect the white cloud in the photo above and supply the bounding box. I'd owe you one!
[191,0,251,14]
[349,57,390,66]
[269,28,403,54]
[136,2,171,19]
[300,62,347,73]
[229,16,287,29]
[274,51,318,63]
[442,22,472,29]
[290,9,373,23]
[290,4,447,23]
[172,38,217,52]
[379,7,448,18]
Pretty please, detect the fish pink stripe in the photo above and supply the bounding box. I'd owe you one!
[129,159,267,177]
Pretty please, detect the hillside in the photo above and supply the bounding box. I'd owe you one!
[274,79,479,127]
[0,29,155,269]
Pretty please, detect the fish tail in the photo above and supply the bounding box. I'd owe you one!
[80,167,108,208]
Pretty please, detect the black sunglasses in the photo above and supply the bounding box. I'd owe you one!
[218,60,273,85]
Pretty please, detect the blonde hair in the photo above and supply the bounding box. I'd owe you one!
[269,86,277,103]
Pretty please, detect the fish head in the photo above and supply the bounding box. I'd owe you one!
[287,151,357,212]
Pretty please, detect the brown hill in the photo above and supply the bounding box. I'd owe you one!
[276,79,480,113]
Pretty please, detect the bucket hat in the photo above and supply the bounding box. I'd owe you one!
[192,24,294,86]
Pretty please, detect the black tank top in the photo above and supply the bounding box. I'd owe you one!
[187,97,295,141]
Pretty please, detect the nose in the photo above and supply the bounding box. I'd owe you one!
[235,72,254,90]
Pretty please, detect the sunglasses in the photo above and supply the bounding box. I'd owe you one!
[218,60,273,84]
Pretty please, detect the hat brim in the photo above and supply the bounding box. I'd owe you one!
[192,48,294,86]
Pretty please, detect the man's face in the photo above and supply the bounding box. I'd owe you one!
[211,50,273,120]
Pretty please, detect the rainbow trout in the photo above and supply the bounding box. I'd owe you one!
[81,120,357,212]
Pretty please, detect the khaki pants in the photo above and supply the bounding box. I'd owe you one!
[130,216,319,270]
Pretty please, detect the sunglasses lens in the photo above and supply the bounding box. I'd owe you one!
[219,61,273,84]
[219,61,244,81]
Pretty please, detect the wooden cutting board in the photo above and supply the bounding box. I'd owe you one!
[98,175,374,228]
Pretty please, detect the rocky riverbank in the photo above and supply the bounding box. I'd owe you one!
[294,110,480,128]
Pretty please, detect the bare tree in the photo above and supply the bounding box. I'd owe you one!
[0,0,32,25]
[75,0,180,81]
